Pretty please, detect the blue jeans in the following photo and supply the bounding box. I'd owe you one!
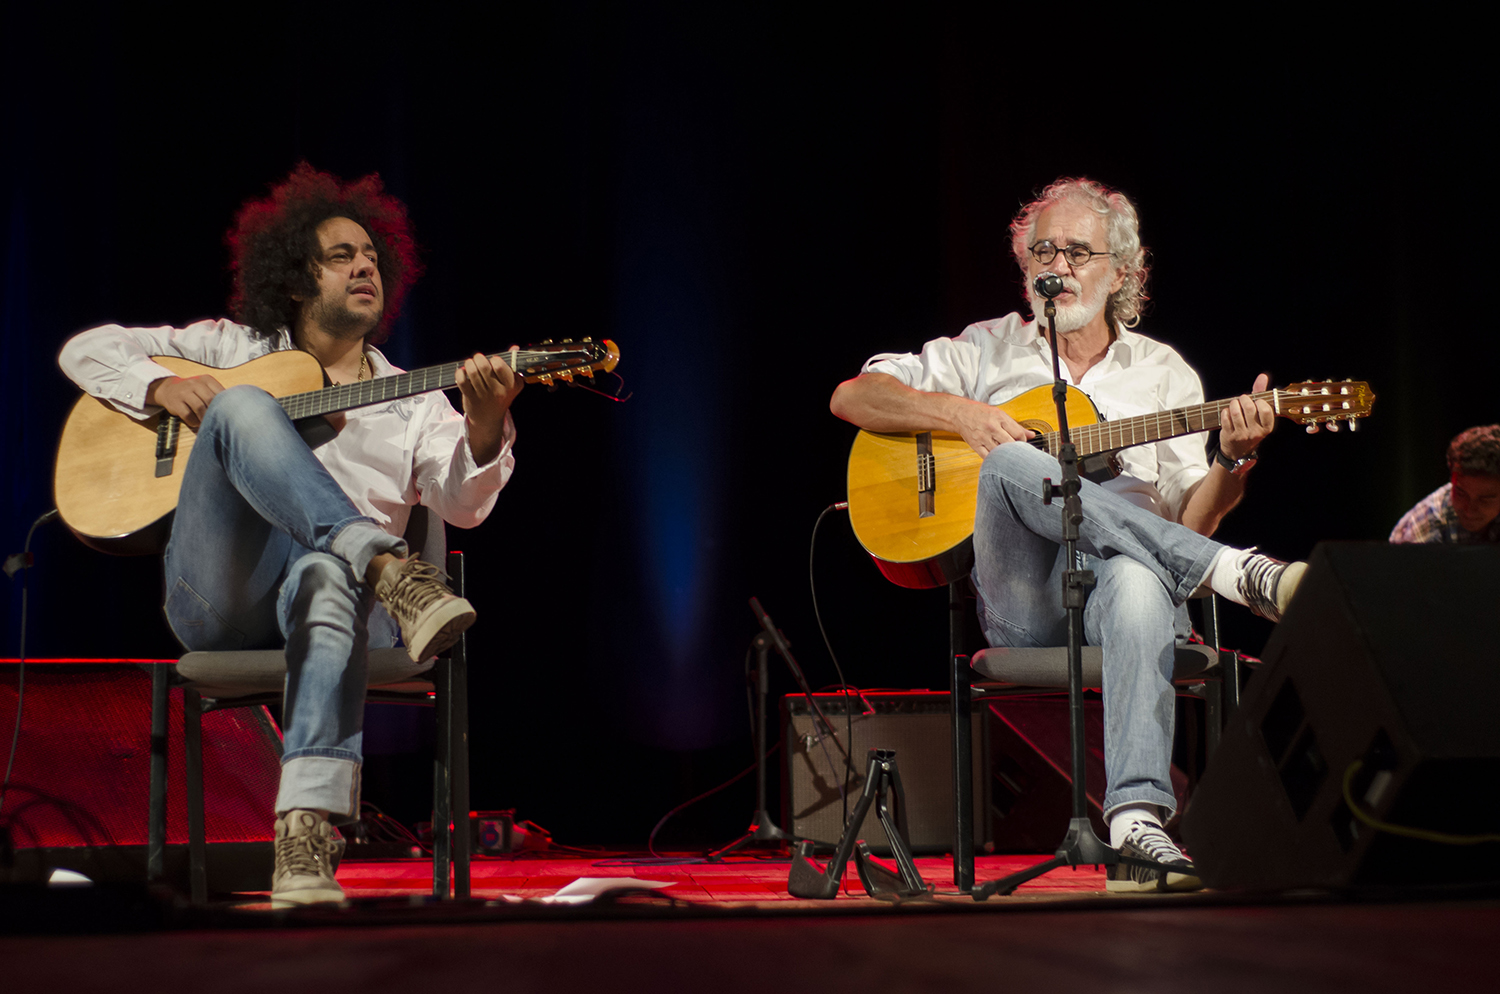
[162,386,404,819]
[971,442,1224,820]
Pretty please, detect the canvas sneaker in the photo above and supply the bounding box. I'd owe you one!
[271,810,345,907]
[1106,822,1203,893]
[1231,551,1307,623]
[375,555,476,662]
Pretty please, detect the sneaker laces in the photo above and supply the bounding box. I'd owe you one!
[1125,823,1190,866]
[275,824,338,879]
[381,556,454,617]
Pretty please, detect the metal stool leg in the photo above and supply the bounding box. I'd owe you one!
[433,656,453,900]
[183,687,208,904]
[448,549,471,899]
[949,580,975,893]
[451,649,471,899]
[951,651,974,893]
[147,664,169,884]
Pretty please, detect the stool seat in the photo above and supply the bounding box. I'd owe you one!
[177,648,433,700]
[969,642,1216,687]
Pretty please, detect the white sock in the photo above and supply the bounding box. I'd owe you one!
[1203,547,1253,607]
[1108,803,1162,849]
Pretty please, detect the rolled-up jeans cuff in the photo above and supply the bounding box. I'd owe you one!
[330,520,406,586]
[276,755,361,821]
[1104,790,1179,825]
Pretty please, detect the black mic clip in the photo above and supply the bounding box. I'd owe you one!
[1033,272,1065,300]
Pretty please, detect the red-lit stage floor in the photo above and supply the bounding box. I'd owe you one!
[6,852,1498,994]
[305,852,1104,906]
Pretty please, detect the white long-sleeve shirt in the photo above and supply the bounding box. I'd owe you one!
[862,313,1210,522]
[58,318,515,537]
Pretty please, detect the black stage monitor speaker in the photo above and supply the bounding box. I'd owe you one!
[783,691,985,855]
[1183,543,1500,890]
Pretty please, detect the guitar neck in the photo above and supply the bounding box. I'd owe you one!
[275,352,536,420]
[1039,390,1279,458]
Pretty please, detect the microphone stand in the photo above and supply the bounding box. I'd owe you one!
[971,281,1172,898]
[707,598,835,859]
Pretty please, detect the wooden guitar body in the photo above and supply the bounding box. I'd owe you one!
[54,352,325,554]
[846,384,1101,588]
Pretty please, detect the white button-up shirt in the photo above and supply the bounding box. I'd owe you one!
[58,318,514,538]
[862,312,1210,521]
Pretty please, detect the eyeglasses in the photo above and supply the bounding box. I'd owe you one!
[1028,240,1114,268]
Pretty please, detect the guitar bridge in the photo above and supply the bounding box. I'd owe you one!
[154,415,181,478]
[916,432,935,518]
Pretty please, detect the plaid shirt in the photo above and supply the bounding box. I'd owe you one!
[1389,483,1500,544]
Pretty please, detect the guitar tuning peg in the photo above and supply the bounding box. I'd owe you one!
[541,339,553,345]
[562,338,573,343]
[1326,421,1340,432]
[1348,418,1359,432]
[1306,423,1320,434]
[582,337,593,342]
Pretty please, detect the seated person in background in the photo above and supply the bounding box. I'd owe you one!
[1390,425,1500,544]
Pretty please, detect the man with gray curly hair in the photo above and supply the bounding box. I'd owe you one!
[1006,177,1151,332]
[831,177,1305,892]
[1390,425,1500,543]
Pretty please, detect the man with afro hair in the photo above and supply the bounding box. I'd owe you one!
[59,163,521,906]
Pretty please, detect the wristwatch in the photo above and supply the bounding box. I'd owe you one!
[1215,447,1259,477]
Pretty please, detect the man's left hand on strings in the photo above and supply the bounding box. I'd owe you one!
[1220,372,1275,460]
[456,351,522,465]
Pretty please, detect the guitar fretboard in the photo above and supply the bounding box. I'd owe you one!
[1036,391,1279,457]
[275,352,553,420]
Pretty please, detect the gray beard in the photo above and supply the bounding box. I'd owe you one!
[1029,275,1109,334]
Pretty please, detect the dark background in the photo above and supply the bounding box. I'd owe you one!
[2,8,1492,845]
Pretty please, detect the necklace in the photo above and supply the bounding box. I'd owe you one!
[357,351,369,382]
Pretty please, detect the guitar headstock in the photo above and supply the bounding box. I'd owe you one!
[511,338,620,386]
[1275,380,1376,433]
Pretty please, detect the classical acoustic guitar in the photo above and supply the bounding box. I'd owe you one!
[846,379,1376,589]
[54,339,619,555]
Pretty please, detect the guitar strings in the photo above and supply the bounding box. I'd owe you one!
[1037,399,1238,451]
[274,350,600,419]
[1034,390,1357,452]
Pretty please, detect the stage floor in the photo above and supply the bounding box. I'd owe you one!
[5,851,1497,993]
[322,851,1103,907]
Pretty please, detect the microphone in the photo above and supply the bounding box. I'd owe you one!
[749,596,789,652]
[749,596,836,735]
[1033,272,1065,300]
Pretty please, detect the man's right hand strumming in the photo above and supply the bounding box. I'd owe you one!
[947,400,1032,458]
[147,374,225,428]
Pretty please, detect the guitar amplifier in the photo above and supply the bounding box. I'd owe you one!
[783,689,1193,857]
[781,691,988,855]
